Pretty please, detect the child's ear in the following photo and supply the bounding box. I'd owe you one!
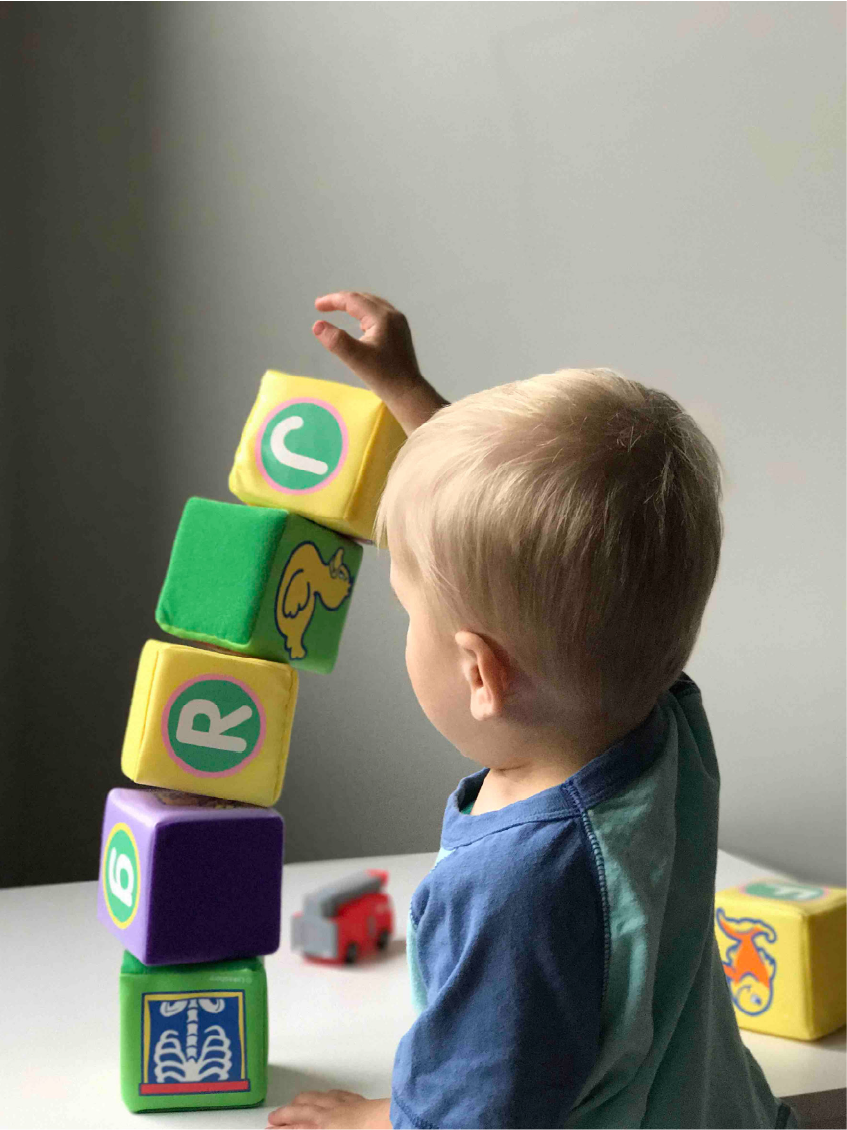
[454,630,513,721]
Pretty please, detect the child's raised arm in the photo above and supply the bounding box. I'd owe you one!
[313,291,448,434]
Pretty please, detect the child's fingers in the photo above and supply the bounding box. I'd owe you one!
[265,1089,368,1128]
[291,1090,340,1108]
[266,1103,319,1128]
[313,320,372,370]
[314,291,386,325]
[264,1120,315,1128]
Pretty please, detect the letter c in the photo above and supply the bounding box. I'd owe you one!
[270,415,329,475]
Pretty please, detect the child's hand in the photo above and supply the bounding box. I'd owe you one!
[313,291,448,434]
[266,1089,391,1129]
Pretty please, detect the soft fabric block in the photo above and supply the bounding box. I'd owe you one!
[97,787,284,965]
[228,370,406,541]
[120,951,267,1112]
[121,640,298,806]
[156,497,363,673]
[715,877,846,1039]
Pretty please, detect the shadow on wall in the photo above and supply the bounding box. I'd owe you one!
[0,5,168,886]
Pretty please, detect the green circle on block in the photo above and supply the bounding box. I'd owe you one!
[260,402,344,491]
[166,678,262,775]
[105,825,140,926]
[745,880,825,902]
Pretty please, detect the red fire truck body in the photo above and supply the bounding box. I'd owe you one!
[292,869,393,965]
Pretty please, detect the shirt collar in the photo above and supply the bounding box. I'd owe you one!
[441,694,670,849]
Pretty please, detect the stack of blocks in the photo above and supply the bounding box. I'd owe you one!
[96,371,405,1112]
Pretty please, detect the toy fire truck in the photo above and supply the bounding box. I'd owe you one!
[291,869,393,964]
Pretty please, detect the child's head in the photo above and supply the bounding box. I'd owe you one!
[375,369,724,756]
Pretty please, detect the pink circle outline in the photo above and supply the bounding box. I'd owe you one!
[161,674,267,778]
[254,397,349,495]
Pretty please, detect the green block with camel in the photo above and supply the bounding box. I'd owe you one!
[156,497,363,674]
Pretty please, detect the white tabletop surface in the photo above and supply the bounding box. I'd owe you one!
[0,849,843,1129]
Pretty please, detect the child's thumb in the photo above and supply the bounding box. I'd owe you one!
[313,320,369,373]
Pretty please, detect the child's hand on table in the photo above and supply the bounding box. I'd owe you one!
[267,1090,391,1129]
[313,290,448,434]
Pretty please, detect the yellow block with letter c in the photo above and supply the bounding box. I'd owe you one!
[228,370,406,541]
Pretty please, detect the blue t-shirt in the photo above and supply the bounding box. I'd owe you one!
[390,674,799,1130]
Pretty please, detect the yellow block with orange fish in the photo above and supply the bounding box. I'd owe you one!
[714,877,846,1040]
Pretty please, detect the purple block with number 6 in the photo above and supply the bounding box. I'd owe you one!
[97,787,283,965]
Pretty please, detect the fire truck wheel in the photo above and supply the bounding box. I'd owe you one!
[377,930,390,950]
[344,942,359,964]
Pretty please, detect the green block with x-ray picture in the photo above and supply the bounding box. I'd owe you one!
[155,497,363,674]
[120,951,267,1113]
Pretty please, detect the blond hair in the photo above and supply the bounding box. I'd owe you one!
[373,369,724,733]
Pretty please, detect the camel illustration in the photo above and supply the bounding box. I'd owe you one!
[274,542,353,660]
[715,906,778,1016]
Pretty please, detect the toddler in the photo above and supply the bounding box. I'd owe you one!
[268,292,798,1130]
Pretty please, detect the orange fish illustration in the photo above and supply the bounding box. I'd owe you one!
[716,907,777,1016]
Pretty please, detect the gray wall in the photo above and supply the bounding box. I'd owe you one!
[2,2,844,887]
[2,4,167,886]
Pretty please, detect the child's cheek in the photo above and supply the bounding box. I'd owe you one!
[405,623,433,713]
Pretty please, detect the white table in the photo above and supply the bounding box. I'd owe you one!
[0,850,843,1129]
